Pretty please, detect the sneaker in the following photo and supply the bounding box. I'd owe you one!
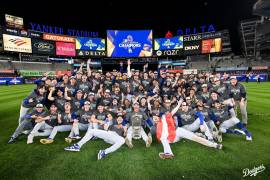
[65,137,73,143]
[27,134,34,144]
[216,131,223,143]
[215,144,223,150]
[98,150,106,160]
[125,138,133,148]
[246,135,252,141]
[234,129,245,135]
[64,144,81,152]
[159,153,174,159]
[8,137,16,144]
[40,138,54,144]
[74,135,81,140]
[208,139,215,143]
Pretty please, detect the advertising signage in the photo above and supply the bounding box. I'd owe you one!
[76,50,106,57]
[5,14,24,29]
[43,33,75,43]
[154,49,183,57]
[56,42,75,56]
[107,30,153,57]
[183,41,201,55]
[3,34,32,53]
[201,38,222,54]
[32,39,55,55]
[154,36,183,50]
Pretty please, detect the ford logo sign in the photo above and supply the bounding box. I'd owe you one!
[34,42,54,51]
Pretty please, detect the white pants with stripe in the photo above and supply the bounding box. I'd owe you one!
[68,123,89,138]
[219,117,240,133]
[18,105,30,125]
[48,125,72,139]
[29,121,53,137]
[161,127,218,155]
[77,129,125,154]
[182,118,213,140]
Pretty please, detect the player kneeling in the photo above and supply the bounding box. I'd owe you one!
[64,113,126,160]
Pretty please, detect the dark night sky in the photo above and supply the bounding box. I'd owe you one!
[0,0,259,54]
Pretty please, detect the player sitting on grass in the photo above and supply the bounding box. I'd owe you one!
[124,102,152,148]
[27,104,58,144]
[157,100,223,159]
[8,103,47,144]
[40,102,76,144]
[64,113,126,160]
[65,101,92,143]
[211,100,252,142]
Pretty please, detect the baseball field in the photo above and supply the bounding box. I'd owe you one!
[0,83,269,179]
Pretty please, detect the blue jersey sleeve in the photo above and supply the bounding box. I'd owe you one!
[195,111,205,125]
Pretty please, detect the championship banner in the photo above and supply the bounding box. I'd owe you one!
[76,50,106,57]
[20,70,55,77]
[32,39,55,55]
[56,42,75,56]
[5,14,24,29]
[3,34,32,53]
[43,33,75,43]
[107,30,153,57]
[154,36,183,50]
[76,37,105,51]
[201,38,222,54]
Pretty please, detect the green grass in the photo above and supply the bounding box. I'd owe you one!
[0,83,270,180]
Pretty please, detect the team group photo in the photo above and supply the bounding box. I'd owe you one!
[0,0,269,179]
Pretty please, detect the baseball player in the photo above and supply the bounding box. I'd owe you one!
[125,102,152,148]
[227,76,248,126]
[211,100,252,141]
[177,101,214,142]
[157,100,222,159]
[18,85,46,124]
[40,102,75,144]
[8,103,47,144]
[27,104,58,144]
[64,113,126,160]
